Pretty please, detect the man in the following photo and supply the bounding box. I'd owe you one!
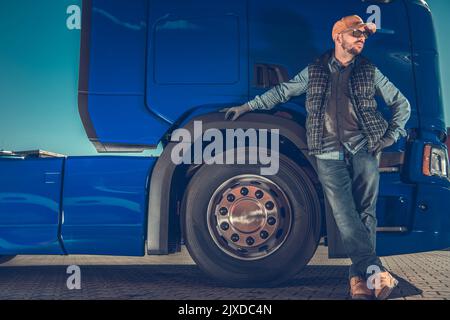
[220,15,411,300]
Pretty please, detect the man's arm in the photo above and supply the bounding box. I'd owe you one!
[374,67,411,142]
[247,67,309,111]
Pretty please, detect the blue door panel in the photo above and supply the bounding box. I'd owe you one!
[61,156,155,256]
[0,158,64,254]
[146,0,249,122]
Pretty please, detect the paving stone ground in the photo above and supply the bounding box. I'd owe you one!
[0,245,449,300]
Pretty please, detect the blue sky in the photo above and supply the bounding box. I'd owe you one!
[0,1,449,156]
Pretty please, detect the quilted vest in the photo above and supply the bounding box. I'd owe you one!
[305,50,388,155]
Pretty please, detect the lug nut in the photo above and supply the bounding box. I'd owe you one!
[246,237,255,246]
[267,217,277,226]
[255,190,264,199]
[265,201,275,210]
[220,222,229,231]
[240,187,249,196]
[260,230,269,239]
[227,194,235,202]
[231,234,240,242]
[219,207,228,216]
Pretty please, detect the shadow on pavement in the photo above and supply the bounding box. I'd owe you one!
[0,264,421,300]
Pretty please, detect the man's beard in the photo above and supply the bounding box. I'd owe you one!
[341,39,363,56]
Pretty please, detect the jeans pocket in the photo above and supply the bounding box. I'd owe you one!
[358,143,370,155]
[375,151,381,164]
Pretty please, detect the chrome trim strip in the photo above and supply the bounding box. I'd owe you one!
[377,227,408,232]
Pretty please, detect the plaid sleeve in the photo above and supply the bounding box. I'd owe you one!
[248,67,309,111]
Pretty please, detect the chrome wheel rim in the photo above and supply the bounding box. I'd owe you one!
[207,174,293,261]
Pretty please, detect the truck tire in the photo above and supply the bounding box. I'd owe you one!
[181,153,321,287]
[0,256,16,264]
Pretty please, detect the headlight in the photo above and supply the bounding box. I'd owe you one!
[423,145,449,179]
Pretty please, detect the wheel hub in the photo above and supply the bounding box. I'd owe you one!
[216,185,280,248]
[207,175,292,260]
[229,199,265,234]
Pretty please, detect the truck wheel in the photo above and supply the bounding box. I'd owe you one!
[0,256,16,264]
[181,153,321,287]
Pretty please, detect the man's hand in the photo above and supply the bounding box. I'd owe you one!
[369,135,395,156]
[219,104,252,121]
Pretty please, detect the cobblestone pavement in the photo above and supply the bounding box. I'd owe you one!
[0,245,449,300]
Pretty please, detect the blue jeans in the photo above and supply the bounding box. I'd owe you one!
[316,145,385,280]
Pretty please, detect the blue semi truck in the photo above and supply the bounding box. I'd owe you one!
[1,0,449,286]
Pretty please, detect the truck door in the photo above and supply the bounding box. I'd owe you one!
[146,0,249,122]
[248,0,418,257]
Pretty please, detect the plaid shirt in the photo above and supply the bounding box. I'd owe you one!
[247,51,411,158]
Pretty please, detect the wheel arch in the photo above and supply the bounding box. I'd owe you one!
[146,111,330,255]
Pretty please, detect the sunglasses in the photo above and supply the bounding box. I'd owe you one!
[343,29,371,39]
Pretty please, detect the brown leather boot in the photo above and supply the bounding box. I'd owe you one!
[350,276,373,300]
[371,271,399,300]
